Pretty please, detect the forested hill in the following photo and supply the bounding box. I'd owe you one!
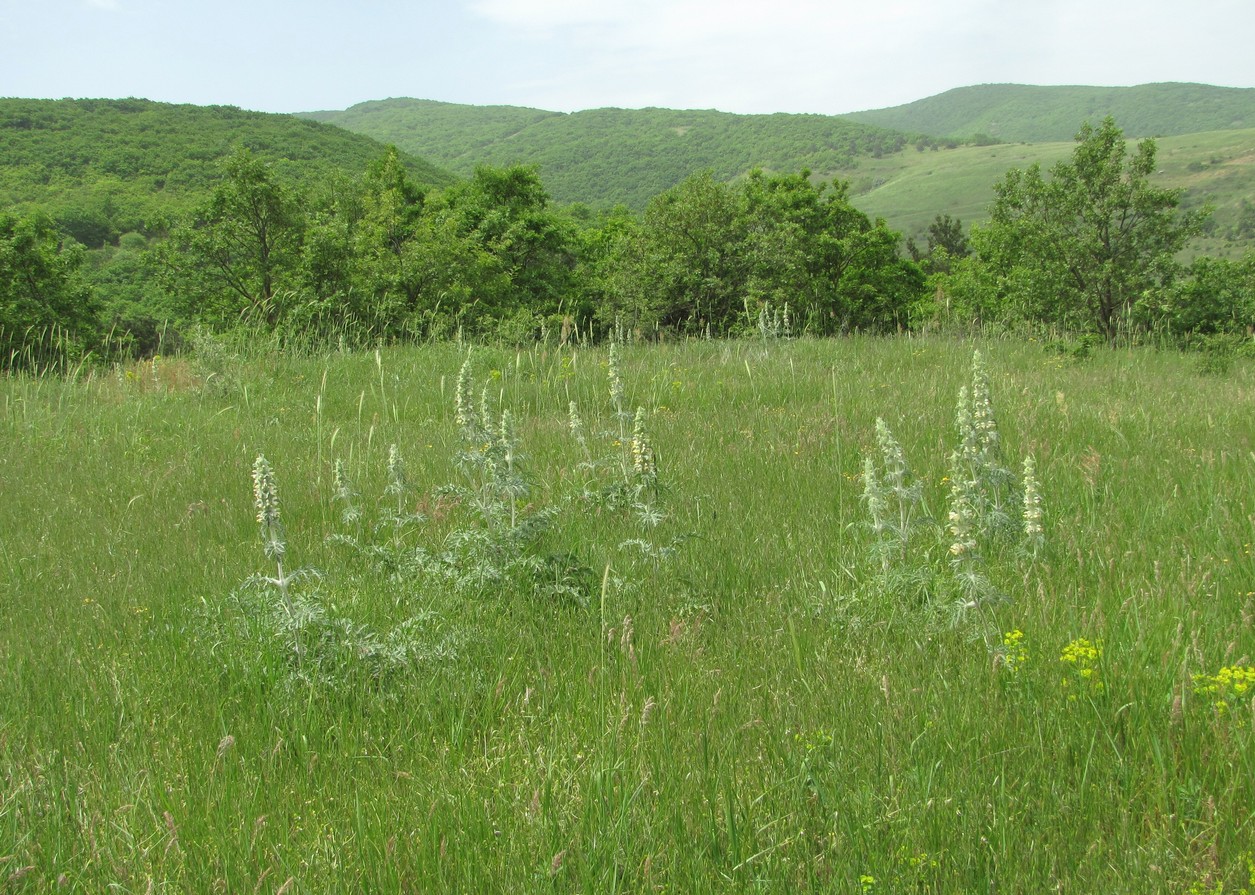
[844,83,1255,143]
[0,98,454,246]
[301,99,929,209]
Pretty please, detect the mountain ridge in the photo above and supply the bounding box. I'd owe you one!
[843,82,1255,142]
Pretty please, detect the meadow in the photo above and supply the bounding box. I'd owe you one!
[1,335,1253,893]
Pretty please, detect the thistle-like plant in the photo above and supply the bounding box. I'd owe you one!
[757,301,793,340]
[379,444,427,562]
[630,406,658,490]
[570,357,682,565]
[238,455,459,688]
[454,354,475,437]
[246,454,325,666]
[952,351,1019,540]
[253,455,283,548]
[608,340,627,422]
[855,352,1039,622]
[945,449,1002,608]
[946,454,978,566]
[859,420,940,609]
[863,418,925,571]
[325,447,428,579]
[862,455,891,573]
[385,443,407,506]
[435,361,564,595]
[1022,453,1044,556]
[332,458,361,527]
[569,400,592,467]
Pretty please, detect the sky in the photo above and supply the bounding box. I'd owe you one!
[3,0,1253,116]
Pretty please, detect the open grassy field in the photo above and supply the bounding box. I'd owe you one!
[2,336,1253,893]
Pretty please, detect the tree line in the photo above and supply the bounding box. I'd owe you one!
[3,117,1252,369]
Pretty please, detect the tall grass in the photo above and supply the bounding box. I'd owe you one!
[1,336,1252,893]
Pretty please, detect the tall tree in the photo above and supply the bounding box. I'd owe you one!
[740,170,921,333]
[155,148,303,328]
[0,211,99,367]
[979,117,1204,341]
[907,214,969,276]
[598,170,923,336]
[436,165,577,322]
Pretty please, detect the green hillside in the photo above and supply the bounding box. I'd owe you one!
[302,98,565,168]
[838,127,1255,258]
[844,82,1255,143]
[302,87,1255,257]
[302,98,930,209]
[0,98,455,246]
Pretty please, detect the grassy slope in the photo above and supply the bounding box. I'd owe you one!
[844,82,1255,142]
[2,338,1253,892]
[836,128,1255,255]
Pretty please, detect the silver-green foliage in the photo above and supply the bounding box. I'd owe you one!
[239,453,444,688]
[862,350,1045,614]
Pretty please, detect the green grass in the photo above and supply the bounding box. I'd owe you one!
[2,337,1254,892]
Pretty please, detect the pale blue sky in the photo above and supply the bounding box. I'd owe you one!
[3,0,1253,115]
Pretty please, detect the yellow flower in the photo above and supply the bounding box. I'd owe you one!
[1001,630,1029,674]
[1193,665,1255,717]
[1060,638,1103,696]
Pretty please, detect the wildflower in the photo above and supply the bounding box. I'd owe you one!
[609,341,626,418]
[862,456,889,540]
[954,386,979,469]
[1022,454,1043,552]
[499,409,516,472]
[385,444,407,498]
[454,355,474,434]
[970,351,1001,463]
[630,407,657,483]
[952,351,1017,543]
[252,454,285,562]
[1001,629,1028,674]
[1192,665,1255,716]
[946,454,978,561]
[478,384,496,442]
[874,417,908,493]
[1060,638,1103,697]
[332,458,361,525]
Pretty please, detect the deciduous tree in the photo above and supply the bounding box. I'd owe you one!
[0,211,99,367]
[979,117,1204,341]
[155,148,303,327]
